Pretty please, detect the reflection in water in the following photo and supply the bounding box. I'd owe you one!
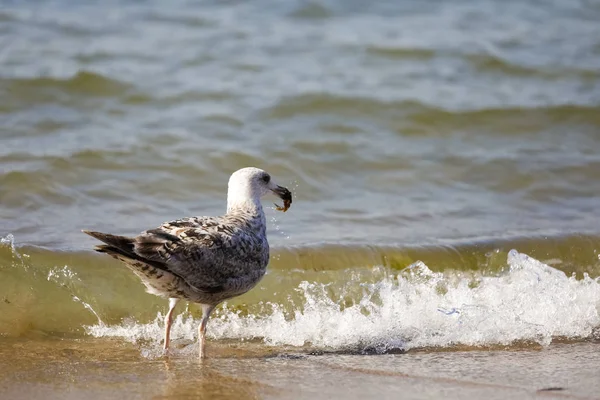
[159,359,270,400]
[0,337,270,400]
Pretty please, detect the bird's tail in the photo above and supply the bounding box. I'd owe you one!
[82,229,169,272]
[82,230,136,258]
[82,230,180,298]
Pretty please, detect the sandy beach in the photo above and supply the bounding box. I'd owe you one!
[1,337,599,400]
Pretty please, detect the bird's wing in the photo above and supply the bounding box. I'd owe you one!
[131,216,250,291]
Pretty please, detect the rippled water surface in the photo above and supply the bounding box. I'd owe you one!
[2,0,600,248]
[1,0,600,398]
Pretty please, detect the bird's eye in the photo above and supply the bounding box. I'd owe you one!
[262,174,270,183]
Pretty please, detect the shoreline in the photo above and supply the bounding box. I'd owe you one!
[1,338,598,400]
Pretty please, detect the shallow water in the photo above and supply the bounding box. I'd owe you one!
[1,338,599,400]
[1,0,600,398]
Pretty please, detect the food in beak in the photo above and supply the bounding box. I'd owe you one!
[273,186,292,212]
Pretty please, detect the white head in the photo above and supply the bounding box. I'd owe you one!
[227,167,292,214]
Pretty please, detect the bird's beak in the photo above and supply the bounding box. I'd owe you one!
[271,185,292,212]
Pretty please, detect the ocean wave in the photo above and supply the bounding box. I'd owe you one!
[288,2,334,19]
[365,46,437,60]
[2,70,133,96]
[0,170,76,210]
[261,93,600,130]
[261,94,427,120]
[0,70,141,113]
[405,104,600,133]
[467,53,600,79]
[87,249,600,354]
[2,233,599,350]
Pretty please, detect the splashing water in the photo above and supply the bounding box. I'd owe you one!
[1,234,23,261]
[48,265,106,326]
[47,265,78,283]
[73,296,105,326]
[86,250,600,354]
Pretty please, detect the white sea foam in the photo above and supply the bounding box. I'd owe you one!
[86,250,600,353]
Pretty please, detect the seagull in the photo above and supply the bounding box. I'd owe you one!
[83,167,292,358]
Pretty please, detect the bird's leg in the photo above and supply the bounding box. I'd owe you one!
[163,298,179,352]
[198,304,216,359]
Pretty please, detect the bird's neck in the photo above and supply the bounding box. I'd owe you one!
[226,185,267,237]
[227,198,263,215]
[226,198,266,236]
[227,188,264,217]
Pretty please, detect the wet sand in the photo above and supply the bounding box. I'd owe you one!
[1,338,598,400]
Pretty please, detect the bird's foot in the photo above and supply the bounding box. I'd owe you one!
[162,346,173,357]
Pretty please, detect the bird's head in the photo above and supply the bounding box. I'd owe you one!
[227,167,292,213]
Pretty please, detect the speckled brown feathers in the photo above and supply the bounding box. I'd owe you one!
[83,210,270,305]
